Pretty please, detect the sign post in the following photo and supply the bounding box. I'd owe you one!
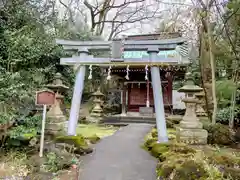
[35,90,55,157]
[39,104,47,157]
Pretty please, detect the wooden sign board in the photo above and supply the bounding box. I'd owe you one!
[35,90,55,106]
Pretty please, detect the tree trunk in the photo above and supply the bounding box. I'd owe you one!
[206,9,217,124]
[199,27,213,120]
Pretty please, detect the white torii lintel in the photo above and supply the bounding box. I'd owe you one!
[60,56,181,66]
[56,38,187,51]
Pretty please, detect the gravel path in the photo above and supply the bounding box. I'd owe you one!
[78,124,157,180]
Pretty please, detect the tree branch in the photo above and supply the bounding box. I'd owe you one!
[58,0,74,24]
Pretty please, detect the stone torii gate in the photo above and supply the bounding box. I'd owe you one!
[56,37,189,143]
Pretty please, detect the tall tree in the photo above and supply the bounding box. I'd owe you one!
[193,0,217,123]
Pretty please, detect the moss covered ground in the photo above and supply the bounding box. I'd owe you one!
[144,128,240,180]
[76,124,118,138]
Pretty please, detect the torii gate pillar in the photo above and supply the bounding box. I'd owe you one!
[67,49,88,135]
[148,48,168,142]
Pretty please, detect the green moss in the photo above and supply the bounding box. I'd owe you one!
[55,135,88,148]
[145,127,240,180]
[173,160,208,180]
[87,134,100,144]
[157,153,196,178]
[144,137,157,150]
[150,143,170,158]
[170,143,196,154]
[151,128,157,138]
[77,124,117,138]
[157,162,175,178]
[207,152,240,167]
[222,167,240,179]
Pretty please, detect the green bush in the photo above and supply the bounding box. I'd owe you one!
[5,115,42,147]
[216,107,231,124]
[216,80,237,108]
[216,107,240,125]
[204,123,233,145]
[0,114,11,124]
[41,152,74,173]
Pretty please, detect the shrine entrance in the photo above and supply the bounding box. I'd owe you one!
[56,34,189,143]
[110,65,176,114]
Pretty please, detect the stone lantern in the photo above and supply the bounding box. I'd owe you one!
[195,91,207,118]
[176,72,208,145]
[87,88,104,123]
[45,73,69,136]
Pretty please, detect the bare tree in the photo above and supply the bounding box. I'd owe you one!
[58,0,165,39]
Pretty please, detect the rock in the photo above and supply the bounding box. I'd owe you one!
[55,135,88,147]
[74,146,93,155]
[55,143,75,153]
[87,134,100,144]
[55,135,93,155]
[28,154,46,172]
[166,115,182,124]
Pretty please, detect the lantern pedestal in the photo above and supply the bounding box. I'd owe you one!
[176,98,208,144]
[176,72,208,145]
[176,127,208,144]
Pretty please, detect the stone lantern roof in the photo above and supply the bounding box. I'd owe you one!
[46,73,69,93]
[92,88,104,96]
[178,72,202,93]
[195,91,205,97]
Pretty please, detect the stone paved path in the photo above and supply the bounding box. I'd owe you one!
[78,124,157,180]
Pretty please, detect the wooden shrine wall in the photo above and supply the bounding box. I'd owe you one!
[127,82,172,112]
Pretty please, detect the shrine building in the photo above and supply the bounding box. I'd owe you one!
[106,32,187,117]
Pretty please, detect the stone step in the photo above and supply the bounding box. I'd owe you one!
[103,116,156,125]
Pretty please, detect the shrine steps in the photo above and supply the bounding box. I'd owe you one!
[102,114,156,125]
